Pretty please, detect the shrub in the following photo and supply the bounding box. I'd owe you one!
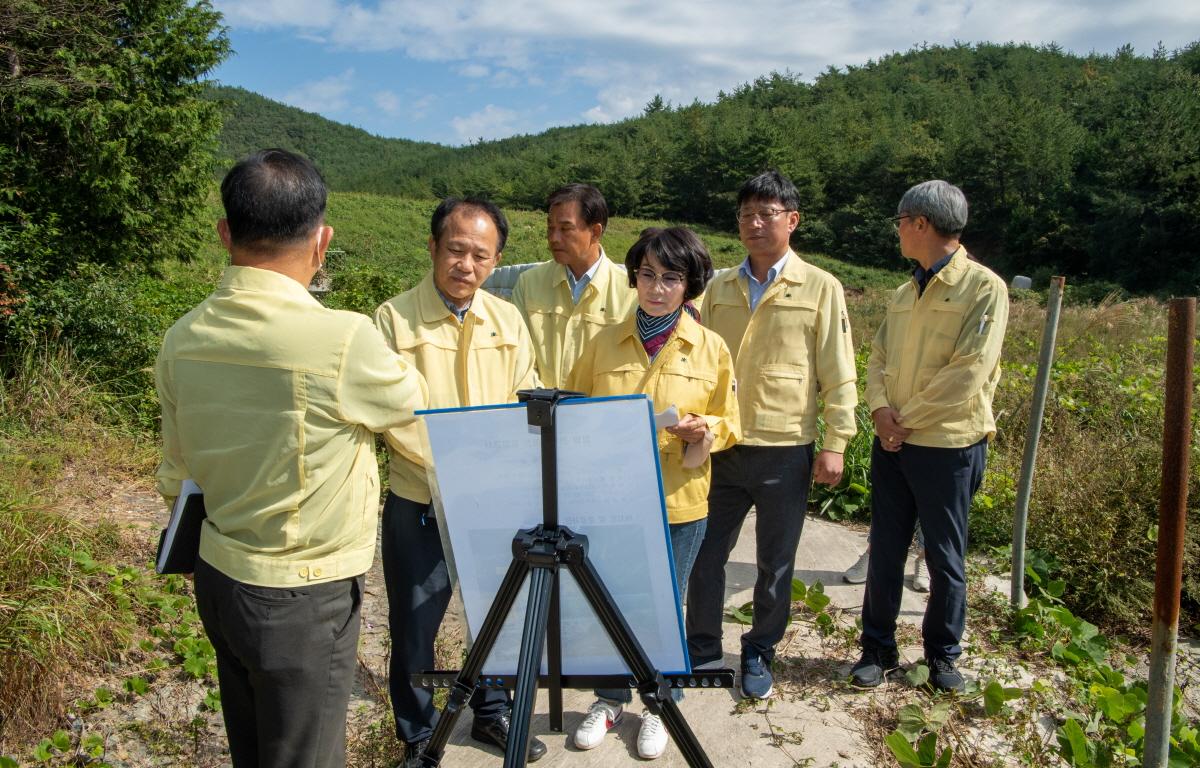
[2,265,209,427]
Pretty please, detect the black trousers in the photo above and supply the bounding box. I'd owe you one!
[193,557,363,768]
[686,443,814,665]
[861,437,987,661]
[381,492,509,745]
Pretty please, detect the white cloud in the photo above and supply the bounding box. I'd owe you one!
[373,90,402,115]
[214,0,340,29]
[458,63,490,78]
[281,69,356,114]
[411,94,437,120]
[228,0,1200,128]
[450,104,523,143]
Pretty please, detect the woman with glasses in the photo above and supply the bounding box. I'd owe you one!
[565,226,740,760]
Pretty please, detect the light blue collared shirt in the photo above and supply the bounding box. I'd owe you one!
[738,251,790,311]
[565,252,604,304]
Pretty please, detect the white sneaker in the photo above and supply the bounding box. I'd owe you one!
[843,549,870,584]
[912,551,930,592]
[637,711,668,759]
[574,699,622,750]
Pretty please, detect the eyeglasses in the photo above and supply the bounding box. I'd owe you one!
[891,214,913,230]
[735,208,792,224]
[636,268,685,289]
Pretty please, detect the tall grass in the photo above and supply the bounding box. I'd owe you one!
[816,290,1200,633]
[0,345,155,748]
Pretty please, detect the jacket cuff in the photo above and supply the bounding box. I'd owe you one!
[822,435,848,454]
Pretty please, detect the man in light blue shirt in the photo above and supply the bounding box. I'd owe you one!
[738,249,791,311]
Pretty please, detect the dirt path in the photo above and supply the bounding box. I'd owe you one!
[40,475,1200,768]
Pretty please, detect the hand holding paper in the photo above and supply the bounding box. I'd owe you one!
[654,404,679,430]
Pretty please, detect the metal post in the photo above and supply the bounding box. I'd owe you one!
[1143,297,1195,768]
[1011,276,1066,609]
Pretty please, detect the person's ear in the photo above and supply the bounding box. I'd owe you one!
[589,222,603,244]
[315,225,333,266]
[428,236,437,262]
[217,219,233,250]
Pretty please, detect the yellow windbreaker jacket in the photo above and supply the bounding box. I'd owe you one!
[701,251,857,452]
[566,312,740,523]
[155,266,428,587]
[866,247,1009,448]
[511,253,637,388]
[374,273,540,503]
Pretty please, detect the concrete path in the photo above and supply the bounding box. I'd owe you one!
[397,514,933,767]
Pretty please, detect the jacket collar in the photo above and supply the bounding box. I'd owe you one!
[415,271,491,327]
[220,265,321,305]
[776,249,808,285]
[553,246,611,287]
[720,248,806,288]
[918,245,969,288]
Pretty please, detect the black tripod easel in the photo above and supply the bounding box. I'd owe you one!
[416,388,732,767]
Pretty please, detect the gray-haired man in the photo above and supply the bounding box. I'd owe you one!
[851,180,1008,692]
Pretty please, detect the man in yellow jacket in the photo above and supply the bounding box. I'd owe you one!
[373,198,544,766]
[686,170,858,700]
[156,149,428,767]
[850,180,1008,693]
[511,183,637,387]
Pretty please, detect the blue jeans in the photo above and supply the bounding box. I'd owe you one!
[596,517,708,705]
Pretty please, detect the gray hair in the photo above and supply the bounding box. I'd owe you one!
[897,180,968,237]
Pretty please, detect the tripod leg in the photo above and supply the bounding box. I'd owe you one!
[565,544,714,768]
[653,697,713,767]
[421,556,530,767]
[505,564,555,767]
[546,574,564,731]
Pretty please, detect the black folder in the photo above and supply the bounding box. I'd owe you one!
[155,480,206,574]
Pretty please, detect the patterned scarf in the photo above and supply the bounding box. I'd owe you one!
[637,302,700,360]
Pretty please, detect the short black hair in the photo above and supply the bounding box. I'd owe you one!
[736,169,801,212]
[220,148,327,249]
[546,183,608,233]
[625,226,713,302]
[430,197,509,253]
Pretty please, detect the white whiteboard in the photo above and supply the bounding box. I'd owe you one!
[421,395,689,676]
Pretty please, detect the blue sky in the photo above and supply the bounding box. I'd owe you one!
[210,0,1199,146]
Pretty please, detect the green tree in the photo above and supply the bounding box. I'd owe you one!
[0,0,229,322]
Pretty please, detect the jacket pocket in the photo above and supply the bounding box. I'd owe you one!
[750,363,806,433]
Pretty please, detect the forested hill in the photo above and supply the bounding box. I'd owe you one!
[205,86,453,196]
[208,41,1200,295]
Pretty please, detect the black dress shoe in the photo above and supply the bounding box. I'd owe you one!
[470,713,547,762]
[399,736,430,768]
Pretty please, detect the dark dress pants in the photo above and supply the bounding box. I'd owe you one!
[381,492,508,745]
[193,557,363,768]
[686,444,814,665]
[861,437,987,661]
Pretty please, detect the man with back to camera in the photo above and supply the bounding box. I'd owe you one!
[372,197,546,766]
[686,169,858,700]
[851,180,1008,692]
[511,183,637,387]
[155,148,428,767]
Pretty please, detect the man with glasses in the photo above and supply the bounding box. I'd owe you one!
[373,197,545,766]
[851,180,1008,693]
[686,170,858,699]
[511,183,637,387]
